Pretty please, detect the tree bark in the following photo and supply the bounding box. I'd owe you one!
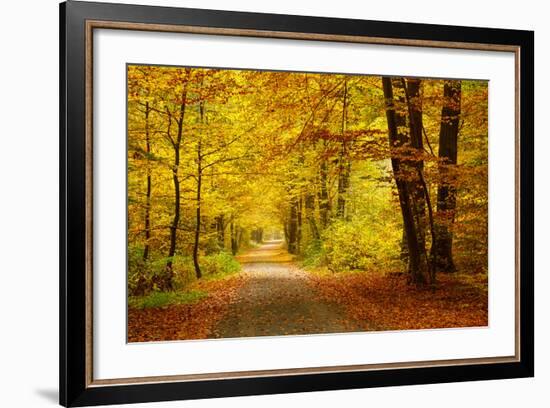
[403,78,437,283]
[215,214,225,249]
[382,76,429,285]
[143,101,152,261]
[297,197,303,254]
[305,192,320,240]
[337,80,350,219]
[400,229,409,263]
[432,80,461,272]
[164,83,188,290]
[287,196,299,254]
[318,159,330,228]
[230,221,239,255]
[403,78,427,251]
[192,102,205,280]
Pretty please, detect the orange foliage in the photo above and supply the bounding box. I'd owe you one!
[308,272,488,331]
[128,275,247,342]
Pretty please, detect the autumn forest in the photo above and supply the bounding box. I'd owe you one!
[127,65,489,342]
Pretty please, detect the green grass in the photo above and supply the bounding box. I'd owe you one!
[128,289,208,309]
[200,251,241,280]
[301,239,325,269]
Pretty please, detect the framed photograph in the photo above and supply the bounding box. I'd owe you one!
[60,1,534,406]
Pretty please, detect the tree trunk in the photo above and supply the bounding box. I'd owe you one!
[216,214,225,249]
[143,101,152,261]
[337,80,350,219]
[230,221,239,255]
[318,159,330,228]
[400,229,409,263]
[382,76,429,285]
[164,85,188,290]
[404,78,427,250]
[403,78,437,283]
[252,228,264,243]
[165,145,179,289]
[283,223,289,247]
[297,197,303,254]
[287,196,299,254]
[305,192,320,240]
[192,103,205,279]
[432,80,461,272]
[237,227,243,250]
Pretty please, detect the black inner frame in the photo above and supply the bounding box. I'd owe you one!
[60,1,534,406]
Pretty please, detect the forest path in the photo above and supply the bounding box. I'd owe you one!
[211,241,367,338]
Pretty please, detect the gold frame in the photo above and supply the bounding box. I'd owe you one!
[84,20,521,388]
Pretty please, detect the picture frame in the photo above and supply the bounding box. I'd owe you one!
[59,0,534,406]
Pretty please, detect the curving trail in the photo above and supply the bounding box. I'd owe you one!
[211,241,366,338]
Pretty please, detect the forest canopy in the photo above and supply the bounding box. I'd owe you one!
[127,64,488,296]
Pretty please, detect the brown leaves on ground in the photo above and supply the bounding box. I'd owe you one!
[308,271,488,331]
[129,242,488,343]
[127,275,247,342]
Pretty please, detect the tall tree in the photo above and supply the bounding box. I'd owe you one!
[337,80,350,219]
[164,70,190,290]
[191,101,205,279]
[403,78,437,284]
[432,80,461,272]
[382,77,430,285]
[188,75,255,277]
[142,101,152,261]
